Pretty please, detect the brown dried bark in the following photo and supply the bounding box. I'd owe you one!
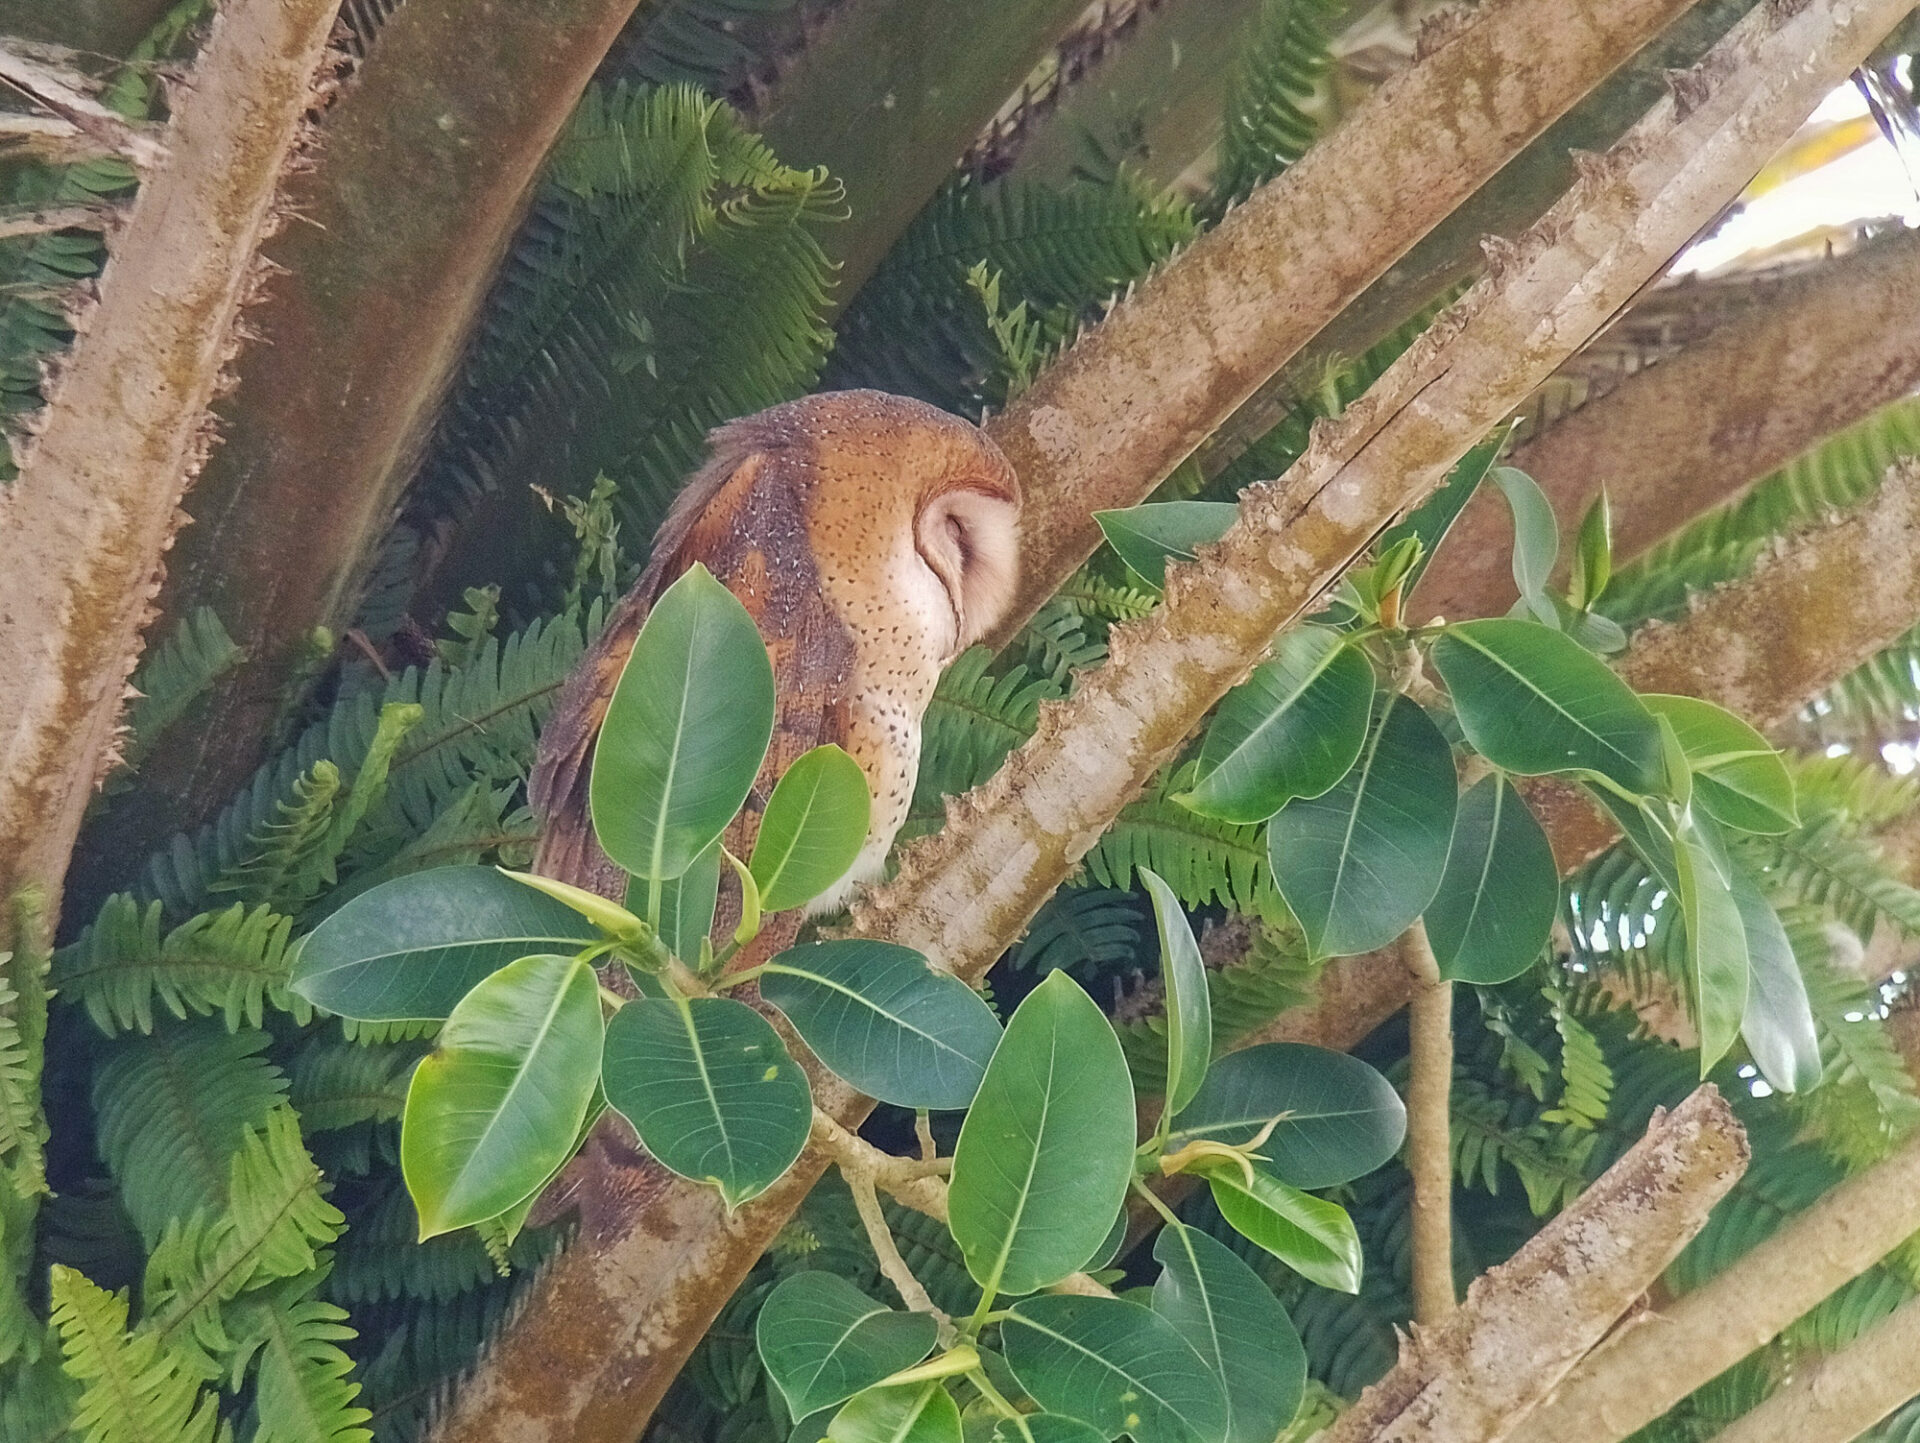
[1418,228,1920,622]
[0,0,338,928]
[1510,1120,1920,1443]
[977,0,1706,648]
[84,0,656,894]
[1325,1086,1747,1443]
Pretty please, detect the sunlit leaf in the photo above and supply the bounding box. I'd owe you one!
[401,953,603,1238]
[592,564,774,882]
[1200,1164,1362,1293]
[751,746,872,913]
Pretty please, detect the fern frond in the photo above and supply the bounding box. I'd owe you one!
[48,1267,224,1443]
[139,608,590,919]
[143,1109,343,1376]
[1788,915,1920,1168]
[1785,751,1920,829]
[0,1327,81,1443]
[211,704,423,913]
[1449,1076,1595,1215]
[1010,887,1150,977]
[907,649,1061,833]
[1210,0,1340,210]
[827,174,1195,418]
[287,1041,412,1136]
[1082,766,1285,922]
[415,83,838,548]
[1602,397,1920,628]
[113,609,244,783]
[326,1187,498,1308]
[1540,1002,1612,1130]
[329,786,538,912]
[1008,598,1109,686]
[0,971,45,1200]
[225,1279,372,1443]
[605,0,797,93]
[1741,814,1920,943]
[54,898,301,1038]
[92,1026,288,1246]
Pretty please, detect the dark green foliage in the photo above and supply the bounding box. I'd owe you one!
[1210,0,1341,212]
[826,175,1196,418]
[411,83,840,558]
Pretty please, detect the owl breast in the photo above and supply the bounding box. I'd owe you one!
[803,514,957,915]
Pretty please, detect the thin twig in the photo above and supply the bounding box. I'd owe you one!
[810,1111,951,1219]
[915,1110,937,1163]
[0,42,166,169]
[844,1167,954,1341]
[0,203,116,240]
[1404,918,1455,1324]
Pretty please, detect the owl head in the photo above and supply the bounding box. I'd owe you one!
[648,390,1023,659]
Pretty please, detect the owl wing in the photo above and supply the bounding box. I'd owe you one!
[529,450,857,925]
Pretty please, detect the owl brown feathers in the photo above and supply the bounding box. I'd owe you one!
[529,391,1022,948]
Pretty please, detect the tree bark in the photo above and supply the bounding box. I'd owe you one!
[1706,1293,1920,1443]
[0,0,339,931]
[1323,1085,1748,1443]
[435,3,1912,1436]
[1510,1120,1920,1443]
[978,0,1707,648]
[1417,229,1920,622]
[73,0,657,907]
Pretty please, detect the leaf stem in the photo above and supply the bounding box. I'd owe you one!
[845,1167,955,1345]
[1404,916,1457,1324]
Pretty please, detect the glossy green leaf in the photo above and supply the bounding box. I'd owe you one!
[400,953,603,1238]
[1095,502,1238,588]
[1001,1295,1227,1443]
[1425,777,1558,984]
[757,1272,939,1420]
[1165,1044,1404,1190]
[1674,822,1750,1075]
[949,972,1135,1298]
[990,1416,1108,1443]
[1431,619,1663,793]
[751,745,873,913]
[1200,1164,1362,1293]
[759,940,1001,1109]
[1732,869,1821,1094]
[1568,488,1612,612]
[601,994,810,1208]
[1642,694,1797,835]
[634,841,720,967]
[1657,715,1693,814]
[292,866,601,1021]
[1491,466,1559,607]
[1153,1224,1304,1443]
[1266,697,1456,958]
[1179,628,1373,824]
[828,1382,961,1443]
[591,563,775,882]
[1140,868,1211,1117]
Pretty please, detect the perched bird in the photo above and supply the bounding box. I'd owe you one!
[529,390,1022,934]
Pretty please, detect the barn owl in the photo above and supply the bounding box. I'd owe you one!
[530,390,1022,939]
